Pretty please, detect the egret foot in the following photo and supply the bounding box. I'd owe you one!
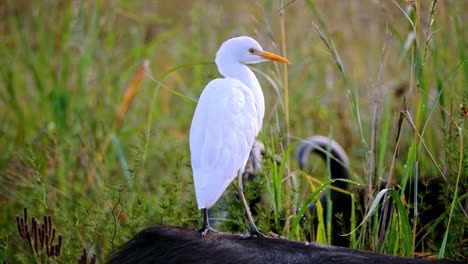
[249,227,267,238]
[237,171,267,239]
[198,225,219,237]
[198,208,219,237]
[240,227,267,239]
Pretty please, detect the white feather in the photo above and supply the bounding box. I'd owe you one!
[190,78,257,209]
[189,36,288,211]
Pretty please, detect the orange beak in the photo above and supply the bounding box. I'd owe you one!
[258,51,291,64]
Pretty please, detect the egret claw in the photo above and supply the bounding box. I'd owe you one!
[198,226,219,237]
[198,208,220,237]
[240,228,267,239]
[251,229,267,238]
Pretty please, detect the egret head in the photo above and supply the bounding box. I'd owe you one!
[215,36,290,66]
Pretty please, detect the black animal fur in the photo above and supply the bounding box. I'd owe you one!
[107,226,463,264]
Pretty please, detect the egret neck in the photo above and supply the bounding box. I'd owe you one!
[215,60,265,135]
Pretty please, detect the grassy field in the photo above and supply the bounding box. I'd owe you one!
[0,0,466,262]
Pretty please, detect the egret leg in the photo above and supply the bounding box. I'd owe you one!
[198,208,219,237]
[237,171,267,238]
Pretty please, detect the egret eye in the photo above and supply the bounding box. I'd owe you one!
[248,48,255,54]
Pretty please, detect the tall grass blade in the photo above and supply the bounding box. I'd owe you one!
[387,189,413,256]
[438,126,464,258]
[115,61,150,130]
[289,178,356,240]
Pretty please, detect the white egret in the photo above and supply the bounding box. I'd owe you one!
[190,36,290,237]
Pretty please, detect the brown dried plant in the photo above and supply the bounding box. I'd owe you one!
[16,207,62,259]
[78,248,97,264]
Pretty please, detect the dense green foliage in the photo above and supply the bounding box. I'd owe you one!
[0,1,466,262]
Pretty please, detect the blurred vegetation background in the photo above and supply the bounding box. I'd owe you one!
[0,0,466,262]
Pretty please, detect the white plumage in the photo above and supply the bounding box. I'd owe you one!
[189,36,289,235]
[190,78,257,208]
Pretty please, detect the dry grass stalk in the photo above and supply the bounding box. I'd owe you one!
[78,248,97,264]
[16,207,62,258]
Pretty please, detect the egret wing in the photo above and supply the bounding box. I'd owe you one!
[190,78,258,209]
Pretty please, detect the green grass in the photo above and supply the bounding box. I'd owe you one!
[1,0,466,262]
